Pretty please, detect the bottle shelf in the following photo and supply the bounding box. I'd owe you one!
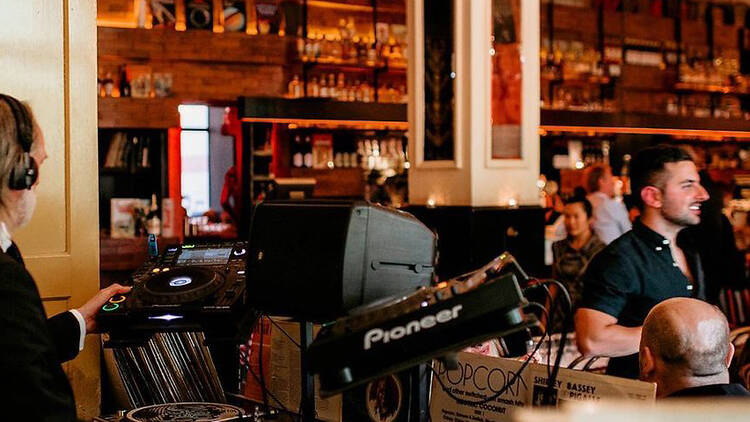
[541,110,750,138]
[674,83,750,96]
[542,75,612,86]
[297,59,407,74]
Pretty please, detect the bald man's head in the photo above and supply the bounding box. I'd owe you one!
[640,298,734,396]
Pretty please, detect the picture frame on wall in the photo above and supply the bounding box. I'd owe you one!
[411,0,462,169]
[490,0,522,162]
[486,0,538,169]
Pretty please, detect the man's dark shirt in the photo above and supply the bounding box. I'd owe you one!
[0,242,78,421]
[579,219,705,379]
[667,383,750,397]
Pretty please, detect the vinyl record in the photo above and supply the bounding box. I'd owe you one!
[140,267,224,304]
[124,402,243,422]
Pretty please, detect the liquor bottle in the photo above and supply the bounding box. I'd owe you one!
[119,65,131,97]
[331,36,342,62]
[354,80,363,102]
[309,76,320,97]
[347,79,356,102]
[97,69,104,97]
[288,75,301,98]
[366,37,377,66]
[303,135,313,168]
[620,154,631,196]
[304,33,315,61]
[104,72,114,97]
[292,134,303,168]
[147,193,161,236]
[327,73,337,99]
[320,78,329,98]
[336,73,346,101]
[355,36,367,63]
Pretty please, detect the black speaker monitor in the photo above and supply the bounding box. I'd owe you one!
[247,200,436,322]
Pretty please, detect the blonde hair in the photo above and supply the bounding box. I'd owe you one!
[0,96,37,210]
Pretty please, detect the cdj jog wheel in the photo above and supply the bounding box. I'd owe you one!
[124,402,244,421]
[139,267,225,305]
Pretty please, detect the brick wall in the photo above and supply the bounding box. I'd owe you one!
[98,27,291,105]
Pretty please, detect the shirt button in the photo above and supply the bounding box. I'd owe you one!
[663,240,670,245]
[655,246,663,251]
[687,285,694,291]
[673,262,678,267]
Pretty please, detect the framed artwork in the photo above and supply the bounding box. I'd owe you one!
[489,0,523,164]
[412,0,461,169]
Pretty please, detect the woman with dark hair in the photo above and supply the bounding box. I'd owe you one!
[551,195,605,307]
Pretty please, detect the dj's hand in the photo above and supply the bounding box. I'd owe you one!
[77,283,132,333]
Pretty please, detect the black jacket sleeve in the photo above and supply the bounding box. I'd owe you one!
[47,310,82,363]
[0,255,76,421]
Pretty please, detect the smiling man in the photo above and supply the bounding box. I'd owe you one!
[574,145,710,379]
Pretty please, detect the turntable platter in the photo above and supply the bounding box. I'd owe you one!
[140,267,225,305]
[124,402,244,422]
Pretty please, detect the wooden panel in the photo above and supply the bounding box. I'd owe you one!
[0,1,101,418]
[1,3,67,255]
[98,97,180,128]
[619,65,676,90]
[552,5,597,36]
[682,19,708,48]
[603,11,623,38]
[623,12,675,41]
[290,167,365,197]
[98,27,292,64]
[714,24,739,49]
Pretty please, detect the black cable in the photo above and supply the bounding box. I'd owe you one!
[533,279,573,314]
[523,302,550,326]
[524,280,558,379]
[525,300,554,380]
[267,316,302,349]
[534,279,573,405]
[245,362,290,414]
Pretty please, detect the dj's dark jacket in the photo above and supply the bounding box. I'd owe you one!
[0,243,79,421]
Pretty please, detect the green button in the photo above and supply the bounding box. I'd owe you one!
[102,303,120,312]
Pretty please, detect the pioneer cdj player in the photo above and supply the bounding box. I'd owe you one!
[97,241,248,344]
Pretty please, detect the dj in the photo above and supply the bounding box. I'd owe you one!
[575,145,710,379]
[0,94,130,420]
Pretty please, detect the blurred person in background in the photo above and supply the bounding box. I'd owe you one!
[584,164,632,244]
[551,194,605,308]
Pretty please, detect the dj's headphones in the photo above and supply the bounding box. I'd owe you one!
[0,94,38,190]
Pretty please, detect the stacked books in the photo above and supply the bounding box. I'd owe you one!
[103,132,152,171]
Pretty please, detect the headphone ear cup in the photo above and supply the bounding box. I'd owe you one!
[9,152,37,190]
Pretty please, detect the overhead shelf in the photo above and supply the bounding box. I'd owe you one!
[541,110,750,138]
[238,97,407,129]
